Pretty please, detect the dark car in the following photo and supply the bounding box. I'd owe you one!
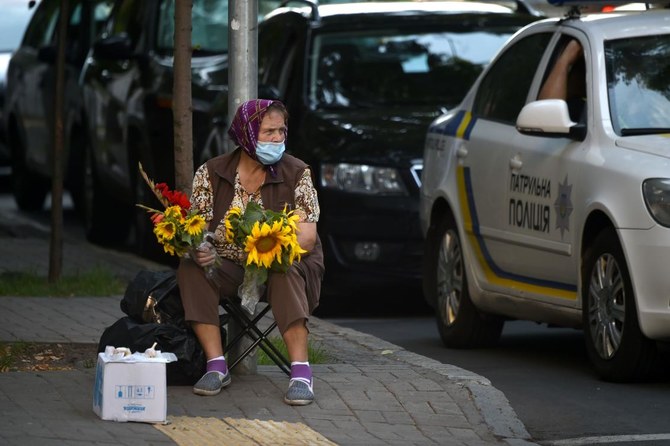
[4,0,113,211]
[0,0,37,166]
[79,0,289,256]
[252,1,539,305]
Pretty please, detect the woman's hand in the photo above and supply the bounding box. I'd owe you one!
[193,241,217,267]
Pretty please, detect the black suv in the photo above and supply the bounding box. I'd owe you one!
[252,1,538,304]
[4,0,113,211]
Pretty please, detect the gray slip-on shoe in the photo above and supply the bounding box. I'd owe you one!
[193,371,231,396]
[283,379,314,406]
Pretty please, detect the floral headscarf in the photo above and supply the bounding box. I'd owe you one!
[227,99,287,175]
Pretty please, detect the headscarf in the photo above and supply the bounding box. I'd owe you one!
[227,99,287,175]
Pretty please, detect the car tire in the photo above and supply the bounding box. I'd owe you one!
[427,213,504,348]
[82,143,130,244]
[10,132,48,211]
[582,228,657,382]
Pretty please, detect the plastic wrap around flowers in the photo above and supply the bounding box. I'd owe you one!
[224,201,307,313]
[136,163,208,258]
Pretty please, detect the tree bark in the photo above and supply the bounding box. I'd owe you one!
[49,0,69,283]
[173,0,194,195]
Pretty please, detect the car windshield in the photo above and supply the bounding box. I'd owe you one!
[310,26,521,109]
[0,1,35,52]
[156,0,284,55]
[157,0,229,54]
[605,34,670,136]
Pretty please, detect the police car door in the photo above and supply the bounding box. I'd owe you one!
[462,31,579,302]
[501,32,587,305]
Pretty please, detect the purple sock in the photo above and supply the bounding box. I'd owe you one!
[207,358,228,375]
[290,362,312,383]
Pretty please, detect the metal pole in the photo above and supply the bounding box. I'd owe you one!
[226,0,259,374]
[225,0,257,153]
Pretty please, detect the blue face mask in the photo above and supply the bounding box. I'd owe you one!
[255,140,285,165]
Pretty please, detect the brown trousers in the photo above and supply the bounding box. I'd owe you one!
[177,250,323,335]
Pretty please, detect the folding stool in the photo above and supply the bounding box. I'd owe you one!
[220,298,291,376]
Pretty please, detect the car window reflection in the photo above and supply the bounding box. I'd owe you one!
[311,27,523,110]
[606,34,670,135]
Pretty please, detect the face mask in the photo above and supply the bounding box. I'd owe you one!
[255,140,285,165]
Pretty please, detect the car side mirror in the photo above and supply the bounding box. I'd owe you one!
[516,99,585,141]
[92,34,134,60]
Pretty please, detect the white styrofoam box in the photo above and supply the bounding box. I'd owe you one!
[93,349,177,423]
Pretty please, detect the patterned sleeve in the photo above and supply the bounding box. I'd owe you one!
[294,168,320,223]
[190,164,214,224]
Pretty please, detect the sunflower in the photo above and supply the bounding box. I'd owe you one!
[244,220,293,268]
[184,214,206,236]
[164,205,184,221]
[287,234,307,264]
[163,243,176,256]
[154,220,177,241]
[224,217,235,243]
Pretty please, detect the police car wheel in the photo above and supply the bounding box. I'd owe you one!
[582,228,656,382]
[429,214,503,348]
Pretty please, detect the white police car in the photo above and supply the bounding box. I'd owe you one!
[420,3,670,382]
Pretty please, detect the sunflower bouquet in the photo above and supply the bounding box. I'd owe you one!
[136,163,209,258]
[224,201,307,313]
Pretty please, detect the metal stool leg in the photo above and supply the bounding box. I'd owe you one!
[221,300,291,376]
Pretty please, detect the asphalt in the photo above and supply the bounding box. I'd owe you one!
[0,197,538,446]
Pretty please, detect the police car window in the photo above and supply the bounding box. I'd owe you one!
[310,25,524,109]
[473,32,551,123]
[605,34,670,136]
[538,36,586,123]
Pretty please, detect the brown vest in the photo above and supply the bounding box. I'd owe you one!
[205,149,324,300]
[206,148,310,217]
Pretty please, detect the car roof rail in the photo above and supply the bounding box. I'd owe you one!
[278,0,321,21]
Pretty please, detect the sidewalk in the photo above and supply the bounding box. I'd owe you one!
[0,203,537,446]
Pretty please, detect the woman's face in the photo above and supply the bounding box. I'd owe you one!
[257,110,286,143]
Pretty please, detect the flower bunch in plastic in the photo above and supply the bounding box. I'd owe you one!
[224,201,307,313]
[136,163,207,257]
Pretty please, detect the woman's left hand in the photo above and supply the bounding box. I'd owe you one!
[193,242,217,267]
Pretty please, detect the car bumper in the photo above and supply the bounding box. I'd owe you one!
[619,226,670,340]
[318,191,423,291]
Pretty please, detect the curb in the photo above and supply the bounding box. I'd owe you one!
[312,318,536,445]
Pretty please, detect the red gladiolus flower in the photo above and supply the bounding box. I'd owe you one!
[151,212,164,224]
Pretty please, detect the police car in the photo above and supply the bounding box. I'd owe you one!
[419,2,670,382]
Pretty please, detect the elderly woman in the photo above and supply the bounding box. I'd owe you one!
[177,99,324,405]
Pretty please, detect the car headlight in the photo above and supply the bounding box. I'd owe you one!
[642,178,670,227]
[320,163,408,195]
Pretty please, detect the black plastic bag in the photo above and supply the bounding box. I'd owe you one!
[97,316,217,385]
[120,270,185,327]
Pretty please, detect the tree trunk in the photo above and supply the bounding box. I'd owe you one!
[49,0,69,283]
[173,0,194,195]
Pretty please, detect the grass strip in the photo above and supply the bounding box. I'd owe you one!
[256,336,332,365]
[0,268,126,297]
